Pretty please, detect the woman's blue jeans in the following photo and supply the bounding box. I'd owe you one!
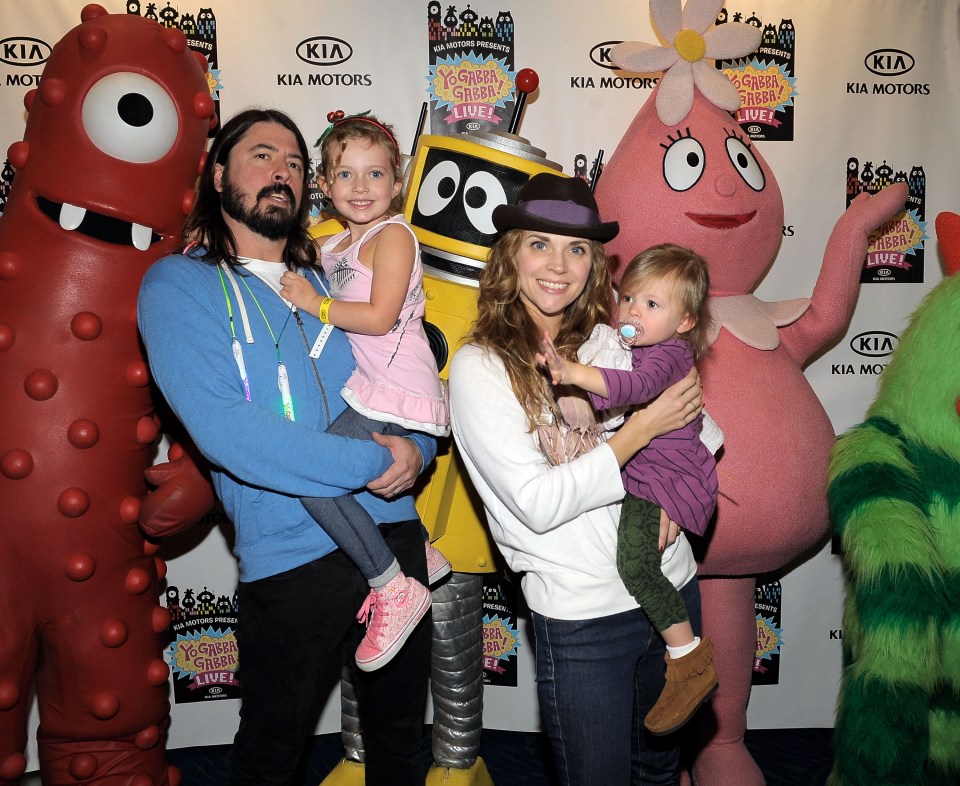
[531,577,702,786]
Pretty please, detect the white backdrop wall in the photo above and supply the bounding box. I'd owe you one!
[2,0,958,758]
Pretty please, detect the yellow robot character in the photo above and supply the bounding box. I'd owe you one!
[406,130,563,570]
[321,128,566,786]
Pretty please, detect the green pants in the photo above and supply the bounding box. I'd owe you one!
[616,494,689,632]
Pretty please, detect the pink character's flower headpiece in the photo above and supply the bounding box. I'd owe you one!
[612,0,761,126]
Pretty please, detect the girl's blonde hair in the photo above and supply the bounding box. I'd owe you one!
[467,229,613,430]
[618,243,712,359]
[319,114,404,214]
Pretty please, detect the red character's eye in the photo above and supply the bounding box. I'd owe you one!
[82,72,179,163]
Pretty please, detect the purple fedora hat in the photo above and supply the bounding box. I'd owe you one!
[492,172,620,242]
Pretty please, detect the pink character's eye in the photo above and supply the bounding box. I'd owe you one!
[725,132,765,191]
[662,131,705,192]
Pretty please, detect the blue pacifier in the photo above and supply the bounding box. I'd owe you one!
[618,322,641,342]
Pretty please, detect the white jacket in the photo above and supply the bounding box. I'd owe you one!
[449,343,696,620]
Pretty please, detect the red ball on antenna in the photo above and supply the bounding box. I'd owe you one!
[508,68,539,135]
[515,68,539,94]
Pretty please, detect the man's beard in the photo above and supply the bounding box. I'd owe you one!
[221,177,300,241]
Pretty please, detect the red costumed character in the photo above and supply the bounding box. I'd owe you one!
[593,1,907,783]
[0,6,214,784]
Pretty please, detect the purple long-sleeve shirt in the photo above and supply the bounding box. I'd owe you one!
[589,339,717,536]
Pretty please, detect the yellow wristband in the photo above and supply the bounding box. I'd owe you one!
[318,297,334,324]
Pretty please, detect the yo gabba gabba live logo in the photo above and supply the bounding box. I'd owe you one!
[164,583,241,703]
[169,627,239,689]
[847,156,926,283]
[426,1,517,133]
[717,8,797,141]
[482,614,520,675]
[755,616,784,672]
[430,56,513,123]
[482,577,521,687]
[753,580,783,685]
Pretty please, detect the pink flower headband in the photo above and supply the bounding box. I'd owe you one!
[612,0,761,126]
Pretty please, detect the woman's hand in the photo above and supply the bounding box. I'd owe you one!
[643,365,703,435]
[366,433,423,498]
[606,366,703,466]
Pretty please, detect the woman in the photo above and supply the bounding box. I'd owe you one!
[449,173,704,785]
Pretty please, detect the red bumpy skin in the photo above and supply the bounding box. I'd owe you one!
[0,6,212,784]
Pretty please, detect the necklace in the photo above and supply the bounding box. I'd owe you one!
[238,274,295,419]
[218,263,330,425]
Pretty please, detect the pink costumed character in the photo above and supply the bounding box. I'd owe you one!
[594,1,907,783]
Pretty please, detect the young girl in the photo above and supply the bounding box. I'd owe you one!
[449,173,705,785]
[279,112,449,672]
[537,242,719,736]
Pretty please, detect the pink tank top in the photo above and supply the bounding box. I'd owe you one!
[320,214,449,436]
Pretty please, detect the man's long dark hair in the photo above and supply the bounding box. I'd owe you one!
[184,108,318,271]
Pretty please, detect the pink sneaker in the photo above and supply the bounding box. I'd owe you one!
[355,571,430,672]
[425,541,451,585]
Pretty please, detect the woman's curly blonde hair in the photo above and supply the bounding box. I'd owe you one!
[466,229,613,430]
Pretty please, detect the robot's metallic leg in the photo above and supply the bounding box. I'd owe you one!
[318,667,365,786]
[338,665,364,764]
[324,572,493,786]
[430,572,484,769]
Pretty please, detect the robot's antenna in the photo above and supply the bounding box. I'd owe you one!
[507,68,539,136]
[589,150,605,192]
[413,102,428,154]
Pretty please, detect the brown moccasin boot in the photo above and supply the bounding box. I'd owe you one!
[644,636,719,736]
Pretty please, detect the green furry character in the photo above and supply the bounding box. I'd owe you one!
[827,212,960,786]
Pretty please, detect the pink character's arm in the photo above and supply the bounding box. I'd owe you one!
[139,440,215,537]
[780,182,908,366]
[935,210,960,275]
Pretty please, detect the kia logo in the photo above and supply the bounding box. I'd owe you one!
[209,687,224,695]
[864,48,914,77]
[850,330,898,357]
[0,37,51,67]
[876,268,892,277]
[296,36,352,66]
[747,125,761,134]
[590,41,622,70]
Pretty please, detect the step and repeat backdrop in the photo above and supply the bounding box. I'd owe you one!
[2,0,958,758]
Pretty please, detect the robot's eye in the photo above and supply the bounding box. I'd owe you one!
[662,135,705,192]
[416,159,461,217]
[462,170,506,235]
[82,72,179,163]
[725,135,765,191]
